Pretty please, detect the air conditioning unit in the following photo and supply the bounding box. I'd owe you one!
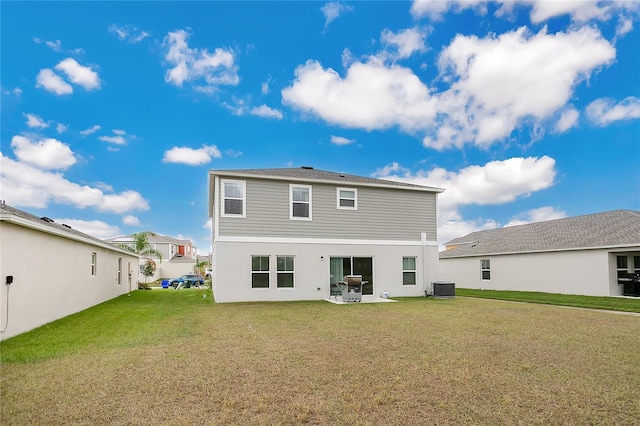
[432,281,455,298]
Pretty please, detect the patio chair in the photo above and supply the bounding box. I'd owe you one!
[330,282,342,300]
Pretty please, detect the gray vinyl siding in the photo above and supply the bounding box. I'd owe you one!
[217,177,437,241]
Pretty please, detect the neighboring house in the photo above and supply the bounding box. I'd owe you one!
[106,233,197,282]
[0,203,139,340]
[208,167,444,303]
[439,210,640,297]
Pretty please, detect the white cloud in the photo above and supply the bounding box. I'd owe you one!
[36,68,73,95]
[374,156,557,246]
[519,0,619,23]
[321,2,354,29]
[108,24,149,43]
[163,29,239,91]
[330,135,355,145]
[98,129,132,145]
[284,25,614,150]
[376,155,556,214]
[412,0,639,24]
[504,206,567,227]
[45,39,62,52]
[56,123,68,134]
[0,153,149,213]
[426,25,615,149]
[10,135,76,170]
[80,124,101,135]
[162,145,222,165]
[225,149,243,158]
[410,0,487,21]
[261,77,272,94]
[55,58,101,90]
[381,27,427,59]
[554,106,580,133]
[53,218,122,239]
[24,113,49,128]
[99,135,127,145]
[250,104,284,119]
[203,218,212,231]
[123,215,141,226]
[586,96,640,126]
[615,16,634,38]
[282,58,437,132]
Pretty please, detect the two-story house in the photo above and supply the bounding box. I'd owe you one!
[107,233,197,282]
[208,167,443,303]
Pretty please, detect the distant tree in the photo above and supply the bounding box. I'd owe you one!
[117,232,163,288]
[195,258,209,279]
[118,232,163,262]
[140,259,156,286]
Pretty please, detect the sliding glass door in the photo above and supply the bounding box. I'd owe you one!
[329,256,373,295]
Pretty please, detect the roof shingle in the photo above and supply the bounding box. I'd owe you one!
[440,210,640,258]
[209,167,444,192]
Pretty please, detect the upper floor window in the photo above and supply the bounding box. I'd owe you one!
[481,259,491,280]
[337,187,357,210]
[290,184,312,220]
[222,179,246,217]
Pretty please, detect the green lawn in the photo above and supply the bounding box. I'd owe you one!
[456,288,640,312]
[2,289,639,425]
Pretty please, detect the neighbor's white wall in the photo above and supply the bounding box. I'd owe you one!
[212,240,439,303]
[439,249,625,296]
[157,260,196,281]
[0,223,139,340]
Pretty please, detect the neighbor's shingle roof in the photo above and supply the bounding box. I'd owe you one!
[0,203,131,252]
[209,167,444,192]
[440,210,640,258]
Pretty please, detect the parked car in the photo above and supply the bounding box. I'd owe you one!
[167,274,204,288]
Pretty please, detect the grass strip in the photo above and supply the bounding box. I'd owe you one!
[456,288,640,312]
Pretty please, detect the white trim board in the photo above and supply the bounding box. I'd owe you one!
[215,235,439,246]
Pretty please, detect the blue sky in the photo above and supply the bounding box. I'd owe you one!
[1,1,639,253]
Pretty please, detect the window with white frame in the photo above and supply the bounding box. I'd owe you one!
[634,255,640,273]
[617,255,629,280]
[222,179,246,217]
[117,257,122,285]
[337,187,357,210]
[277,256,295,288]
[402,257,417,285]
[481,259,491,280]
[251,255,270,288]
[91,252,97,276]
[290,184,312,220]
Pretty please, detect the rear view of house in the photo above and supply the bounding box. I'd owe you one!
[208,167,443,303]
[0,203,139,340]
[440,210,640,297]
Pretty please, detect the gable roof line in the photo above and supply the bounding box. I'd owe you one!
[440,243,640,259]
[0,204,136,256]
[209,168,445,193]
[440,209,640,258]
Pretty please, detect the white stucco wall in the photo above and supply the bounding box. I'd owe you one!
[137,259,196,284]
[439,248,635,296]
[212,240,439,303]
[0,222,139,340]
